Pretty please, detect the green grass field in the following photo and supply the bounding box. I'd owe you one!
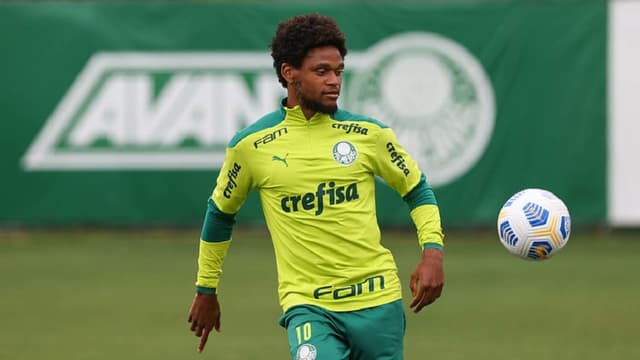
[1,228,639,360]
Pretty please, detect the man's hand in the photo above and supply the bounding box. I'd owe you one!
[188,293,221,352]
[409,248,444,313]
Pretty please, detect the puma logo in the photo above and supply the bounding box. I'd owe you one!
[272,153,289,167]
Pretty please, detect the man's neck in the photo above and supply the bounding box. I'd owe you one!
[285,98,315,120]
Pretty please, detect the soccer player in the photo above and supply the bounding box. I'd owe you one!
[188,13,445,360]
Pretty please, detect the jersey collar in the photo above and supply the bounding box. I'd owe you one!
[281,98,332,125]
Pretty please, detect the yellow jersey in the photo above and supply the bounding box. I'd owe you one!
[196,101,444,313]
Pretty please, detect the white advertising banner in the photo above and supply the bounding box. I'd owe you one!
[609,0,640,226]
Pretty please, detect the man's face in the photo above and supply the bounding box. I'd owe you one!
[291,46,344,115]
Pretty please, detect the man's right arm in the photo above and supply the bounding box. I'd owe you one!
[188,145,253,351]
[195,198,235,293]
[188,200,236,353]
[195,145,252,294]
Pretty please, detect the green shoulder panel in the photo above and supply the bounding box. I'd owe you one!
[228,108,286,148]
[332,109,389,129]
[403,173,438,210]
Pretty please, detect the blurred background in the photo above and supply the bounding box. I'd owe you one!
[1,0,638,359]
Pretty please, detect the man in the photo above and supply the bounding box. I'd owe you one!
[188,13,445,360]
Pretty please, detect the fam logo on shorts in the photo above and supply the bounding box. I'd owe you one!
[347,32,495,187]
[296,344,317,360]
[332,141,357,166]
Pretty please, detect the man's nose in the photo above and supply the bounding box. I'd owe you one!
[326,71,341,85]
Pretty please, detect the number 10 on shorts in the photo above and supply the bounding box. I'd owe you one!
[296,322,312,344]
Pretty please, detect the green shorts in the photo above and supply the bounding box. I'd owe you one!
[279,300,406,360]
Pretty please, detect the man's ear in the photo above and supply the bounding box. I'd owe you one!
[281,63,297,85]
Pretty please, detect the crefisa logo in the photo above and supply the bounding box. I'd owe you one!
[23,32,494,187]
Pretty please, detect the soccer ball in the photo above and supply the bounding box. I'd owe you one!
[497,188,571,260]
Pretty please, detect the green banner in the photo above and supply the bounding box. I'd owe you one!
[0,1,606,227]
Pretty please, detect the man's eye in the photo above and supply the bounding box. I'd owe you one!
[316,69,327,75]
[336,70,344,76]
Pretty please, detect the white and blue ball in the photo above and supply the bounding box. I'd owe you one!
[497,188,571,260]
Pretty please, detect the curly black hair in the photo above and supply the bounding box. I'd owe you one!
[269,13,347,88]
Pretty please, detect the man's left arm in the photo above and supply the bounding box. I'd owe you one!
[374,128,445,312]
[406,201,444,313]
[403,177,444,313]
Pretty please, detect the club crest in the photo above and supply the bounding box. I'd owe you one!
[332,141,357,166]
[296,344,317,360]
